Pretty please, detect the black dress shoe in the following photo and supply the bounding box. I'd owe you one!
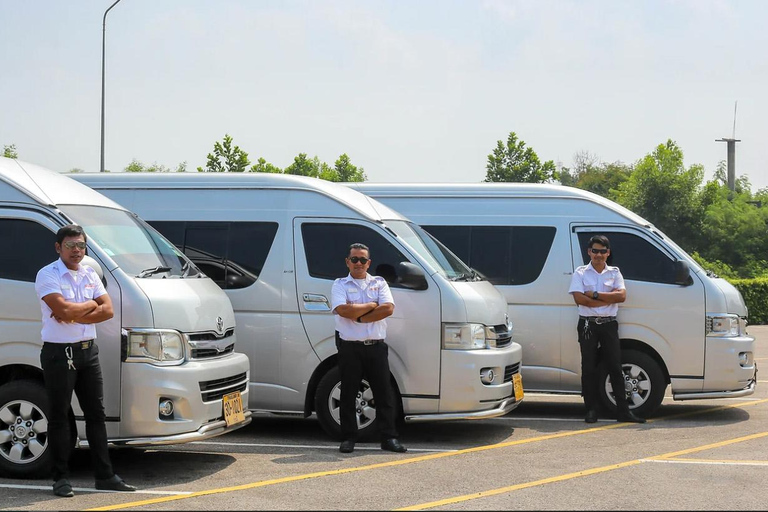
[585,410,598,423]
[95,474,137,492]
[617,411,646,424]
[339,440,355,453]
[381,438,407,453]
[53,478,74,498]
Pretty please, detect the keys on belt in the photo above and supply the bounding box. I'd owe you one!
[579,316,617,324]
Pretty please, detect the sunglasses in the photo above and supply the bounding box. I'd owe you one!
[63,241,87,250]
[589,248,609,255]
[348,256,369,264]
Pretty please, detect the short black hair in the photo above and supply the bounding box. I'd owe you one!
[588,235,610,250]
[56,224,87,245]
[348,243,370,257]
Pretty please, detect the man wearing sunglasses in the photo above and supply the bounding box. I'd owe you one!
[34,225,136,497]
[568,235,645,424]
[330,243,406,454]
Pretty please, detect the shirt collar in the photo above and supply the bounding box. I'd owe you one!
[587,262,612,275]
[56,258,85,277]
[342,273,372,283]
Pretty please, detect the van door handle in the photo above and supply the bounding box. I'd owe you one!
[302,293,331,311]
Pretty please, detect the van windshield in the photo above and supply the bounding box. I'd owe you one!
[385,220,481,281]
[59,205,200,278]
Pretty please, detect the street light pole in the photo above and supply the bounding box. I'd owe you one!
[100,0,123,172]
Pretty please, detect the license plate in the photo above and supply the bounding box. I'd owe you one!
[223,391,245,427]
[513,373,524,401]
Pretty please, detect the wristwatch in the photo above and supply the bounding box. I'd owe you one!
[592,291,599,300]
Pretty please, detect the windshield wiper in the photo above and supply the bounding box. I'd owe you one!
[453,269,480,282]
[137,266,172,278]
[181,261,191,278]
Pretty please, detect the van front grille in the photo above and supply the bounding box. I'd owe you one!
[491,324,513,348]
[199,372,247,402]
[191,343,235,359]
[504,363,520,383]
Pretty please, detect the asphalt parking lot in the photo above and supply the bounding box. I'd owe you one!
[2,325,767,511]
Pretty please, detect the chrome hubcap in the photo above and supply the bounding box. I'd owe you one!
[328,379,376,429]
[604,363,652,409]
[0,400,48,464]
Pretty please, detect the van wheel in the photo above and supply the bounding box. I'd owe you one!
[0,380,52,478]
[314,367,378,440]
[598,349,666,418]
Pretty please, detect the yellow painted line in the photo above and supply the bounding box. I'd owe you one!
[86,397,768,511]
[398,430,768,510]
[647,457,768,466]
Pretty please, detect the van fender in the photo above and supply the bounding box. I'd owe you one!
[0,341,44,379]
[618,323,672,381]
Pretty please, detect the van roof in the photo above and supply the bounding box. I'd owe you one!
[346,182,651,227]
[0,157,125,209]
[70,171,407,222]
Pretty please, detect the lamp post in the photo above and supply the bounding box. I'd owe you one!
[100,0,123,172]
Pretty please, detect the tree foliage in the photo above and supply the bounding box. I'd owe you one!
[197,134,251,172]
[484,132,556,183]
[3,144,18,159]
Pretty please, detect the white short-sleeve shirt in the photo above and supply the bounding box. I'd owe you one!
[35,258,107,343]
[331,273,394,341]
[568,262,625,317]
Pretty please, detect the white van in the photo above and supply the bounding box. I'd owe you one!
[347,183,757,417]
[0,158,251,477]
[72,172,524,438]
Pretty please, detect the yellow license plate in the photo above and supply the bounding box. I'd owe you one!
[223,391,245,427]
[513,373,524,401]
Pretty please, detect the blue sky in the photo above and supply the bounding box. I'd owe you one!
[1,0,766,189]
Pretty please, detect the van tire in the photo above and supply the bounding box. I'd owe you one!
[598,349,666,418]
[0,380,54,478]
[314,366,378,441]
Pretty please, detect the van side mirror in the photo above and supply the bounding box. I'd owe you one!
[396,262,428,290]
[81,255,107,288]
[674,260,692,286]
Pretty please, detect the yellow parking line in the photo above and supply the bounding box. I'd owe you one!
[86,397,768,511]
[647,457,768,466]
[397,431,768,510]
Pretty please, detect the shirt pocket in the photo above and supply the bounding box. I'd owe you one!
[84,285,96,300]
[60,287,76,301]
[603,278,615,290]
[582,276,599,290]
[346,287,361,302]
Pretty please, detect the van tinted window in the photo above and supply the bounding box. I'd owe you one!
[0,219,56,282]
[424,226,556,285]
[149,221,278,289]
[301,223,410,287]
[577,231,677,284]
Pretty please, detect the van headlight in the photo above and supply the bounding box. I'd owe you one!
[122,328,186,365]
[442,323,487,350]
[705,314,742,337]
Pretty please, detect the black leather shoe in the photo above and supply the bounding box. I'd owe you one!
[339,440,355,453]
[53,479,74,498]
[585,410,598,423]
[95,474,137,492]
[381,438,407,453]
[617,411,646,424]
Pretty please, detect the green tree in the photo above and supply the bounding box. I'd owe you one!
[484,132,556,183]
[334,153,367,182]
[572,162,632,201]
[3,144,18,159]
[251,157,282,174]
[284,153,319,177]
[197,134,251,172]
[615,140,704,251]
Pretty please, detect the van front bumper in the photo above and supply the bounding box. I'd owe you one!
[404,396,519,423]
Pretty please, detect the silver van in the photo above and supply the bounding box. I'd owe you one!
[72,172,524,438]
[0,158,251,477]
[347,182,757,417]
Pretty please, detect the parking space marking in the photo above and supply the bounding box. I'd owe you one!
[643,458,768,466]
[86,397,768,511]
[191,441,456,452]
[397,430,768,510]
[0,483,190,496]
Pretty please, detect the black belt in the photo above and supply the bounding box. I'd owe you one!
[43,339,94,350]
[341,338,383,346]
[579,316,617,324]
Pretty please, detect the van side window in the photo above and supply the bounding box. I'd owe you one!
[577,231,677,284]
[424,226,556,285]
[148,221,278,289]
[301,223,410,287]
[0,219,56,282]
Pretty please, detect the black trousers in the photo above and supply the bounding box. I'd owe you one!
[577,319,630,413]
[40,342,113,481]
[336,338,398,442]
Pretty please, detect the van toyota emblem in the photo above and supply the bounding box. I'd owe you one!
[216,316,224,334]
